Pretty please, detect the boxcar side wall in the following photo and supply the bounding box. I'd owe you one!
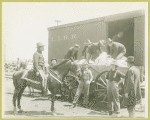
[48,21,107,64]
[48,10,145,66]
[134,16,145,66]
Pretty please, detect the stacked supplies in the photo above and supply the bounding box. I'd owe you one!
[78,52,128,67]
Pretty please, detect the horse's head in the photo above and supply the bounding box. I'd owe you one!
[69,61,81,77]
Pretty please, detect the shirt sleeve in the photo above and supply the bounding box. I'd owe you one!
[125,69,134,94]
[33,53,39,72]
[89,70,93,80]
[74,51,78,60]
[111,44,118,59]
[116,45,126,59]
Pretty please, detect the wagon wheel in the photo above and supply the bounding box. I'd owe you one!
[95,71,109,104]
[95,70,123,104]
[61,75,78,102]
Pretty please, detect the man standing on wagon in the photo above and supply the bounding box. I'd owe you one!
[106,38,126,60]
[123,56,141,118]
[64,44,80,61]
[106,61,125,117]
[86,40,106,63]
[82,39,92,59]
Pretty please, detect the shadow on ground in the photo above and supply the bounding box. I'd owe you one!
[6,92,42,98]
[5,110,64,116]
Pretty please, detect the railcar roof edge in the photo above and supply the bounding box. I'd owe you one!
[47,9,145,31]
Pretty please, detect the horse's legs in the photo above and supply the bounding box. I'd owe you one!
[13,88,19,114]
[51,94,56,112]
[17,86,26,112]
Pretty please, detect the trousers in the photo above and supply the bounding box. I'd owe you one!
[39,70,49,96]
[21,68,49,96]
[107,81,120,112]
[127,105,135,118]
[73,80,90,105]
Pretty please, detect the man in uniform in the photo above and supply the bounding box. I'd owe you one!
[106,61,125,117]
[86,40,106,63]
[123,56,142,118]
[70,63,93,108]
[64,44,80,61]
[106,38,126,60]
[112,32,124,43]
[21,42,48,96]
[82,39,92,59]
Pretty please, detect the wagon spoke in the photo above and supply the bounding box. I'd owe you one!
[100,77,107,86]
[96,82,106,88]
[97,92,105,98]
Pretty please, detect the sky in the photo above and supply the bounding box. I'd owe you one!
[2,2,147,62]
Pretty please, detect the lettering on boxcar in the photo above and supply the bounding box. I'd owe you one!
[50,34,77,41]
[71,34,77,39]
[64,35,69,40]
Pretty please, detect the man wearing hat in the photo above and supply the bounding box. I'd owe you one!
[82,39,92,59]
[64,44,80,61]
[86,40,106,63]
[49,58,57,69]
[21,42,47,96]
[70,63,93,108]
[123,56,141,118]
[106,61,125,117]
[106,38,126,60]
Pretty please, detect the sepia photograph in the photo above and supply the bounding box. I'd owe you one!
[2,2,148,118]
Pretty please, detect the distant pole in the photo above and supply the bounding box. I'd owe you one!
[55,20,61,26]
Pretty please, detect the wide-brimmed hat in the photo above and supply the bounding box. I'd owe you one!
[106,38,113,44]
[126,56,134,63]
[99,40,106,46]
[84,39,92,46]
[74,44,80,48]
[36,42,45,48]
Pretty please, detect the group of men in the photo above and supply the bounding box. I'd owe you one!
[64,33,141,118]
[105,56,141,117]
[64,37,126,64]
[19,31,142,117]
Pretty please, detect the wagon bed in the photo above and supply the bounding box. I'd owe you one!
[61,62,128,103]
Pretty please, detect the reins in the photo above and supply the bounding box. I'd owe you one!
[48,69,63,84]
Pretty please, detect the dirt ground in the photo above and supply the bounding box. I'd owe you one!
[3,71,145,118]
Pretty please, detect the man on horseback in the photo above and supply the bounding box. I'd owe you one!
[21,42,48,96]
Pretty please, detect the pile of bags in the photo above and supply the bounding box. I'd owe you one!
[78,52,128,67]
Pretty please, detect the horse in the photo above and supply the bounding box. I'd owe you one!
[12,59,80,115]
[16,59,35,96]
